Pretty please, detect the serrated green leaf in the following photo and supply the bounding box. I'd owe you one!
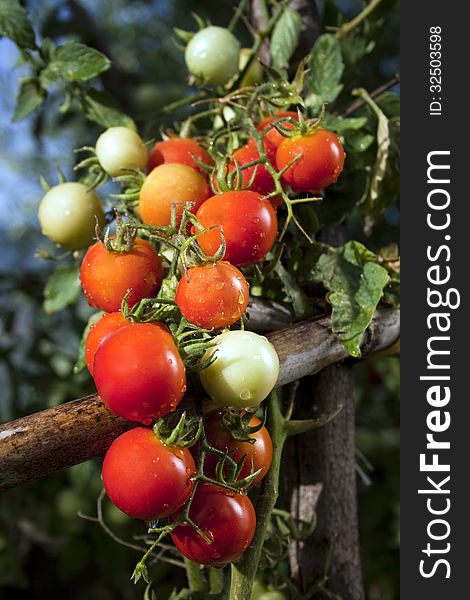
[354,88,391,234]
[40,41,111,86]
[306,34,344,111]
[271,8,302,70]
[43,263,81,314]
[0,0,36,49]
[13,79,46,121]
[82,89,135,128]
[312,241,390,357]
[74,312,103,374]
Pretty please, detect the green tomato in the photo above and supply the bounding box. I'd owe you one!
[200,331,279,410]
[38,182,105,249]
[239,48,263,87]
[251,581,287,600]
[185,26,240,86]
[95,126,148,177]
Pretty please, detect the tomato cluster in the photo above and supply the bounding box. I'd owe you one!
[37,93,345,570]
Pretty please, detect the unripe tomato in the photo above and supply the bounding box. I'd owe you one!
[175,261,249,329]
[80,238,163,313]
[239,48,263,87]
[95,127,148,177]
[256,111,299,164]
[139,163,210,227]
[203,412,272,485]
[102,428,196,520]
[84,311,128,375]
[148,137,213,175]
[93,322,186,424]
[199,331,279,410]
[276,127,346,192]
[195,191,277,266]
[185,26,240,86]
[171,483,256,566]
[38,182,105,249]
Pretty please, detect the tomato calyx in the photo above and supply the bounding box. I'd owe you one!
[220,408,267,443]
[153,410,203,449]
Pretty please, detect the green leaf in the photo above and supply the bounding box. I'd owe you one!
[274,262,311,319]
[347,131,375,153]
[82,89,135,128]
[40,41,111,85]
[12,79,46,121]
[73,312,103,374]
[270,8,302,69]
[306,34,344,111]
[43,263,81,314]
[312,241,390,357]
[322,114,368,133]
[353,88,391,234]
[376,91,400,118]
[0,0,36,49]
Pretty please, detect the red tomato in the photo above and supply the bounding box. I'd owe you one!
[139,163,210,227]
[202,412,272,486]
[171,483,256,566]
[80,238,163,313]
[212,143,282,209]
[84,311,128,375]
[195,191,278,266]
[256,111,299,164]
[275,127,346,192]
[93,322,186,424]
[175,261,249,329]
[148,137,213,175]
[102,427,196,520]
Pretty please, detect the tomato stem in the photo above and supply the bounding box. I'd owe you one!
[228,390,287,600]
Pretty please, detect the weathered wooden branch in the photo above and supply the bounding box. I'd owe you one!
[285,367,364,599]
[0,308,399,492]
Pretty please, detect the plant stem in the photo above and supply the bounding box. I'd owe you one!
[184,557,208,592]
[209,567,225,594]
[336,0,384,39]
[228,390,287,600]
[229,0,250,31]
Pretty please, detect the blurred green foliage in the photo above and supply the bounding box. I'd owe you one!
[0,0,399,598]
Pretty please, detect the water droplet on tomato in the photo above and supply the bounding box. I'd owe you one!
[215,282,224,290]
[240,389,252,401]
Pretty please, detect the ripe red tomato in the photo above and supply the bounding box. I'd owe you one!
[195,191,278,266]
[148,137,213,175]
[102,428,196,520]
[80,238,163,313]
[170,483,256,566]
[93,322,186,424]
[139,163,210,227]
[202,412,273,486]
[212,143,281,209]
[276,127,346,192]
[84,311,128,375]
[175,261,249,329]
[256,111,299,164]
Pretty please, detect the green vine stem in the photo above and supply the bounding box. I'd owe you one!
[185,557,208,592]
[336,0,384,39]
[228,390,287,600]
